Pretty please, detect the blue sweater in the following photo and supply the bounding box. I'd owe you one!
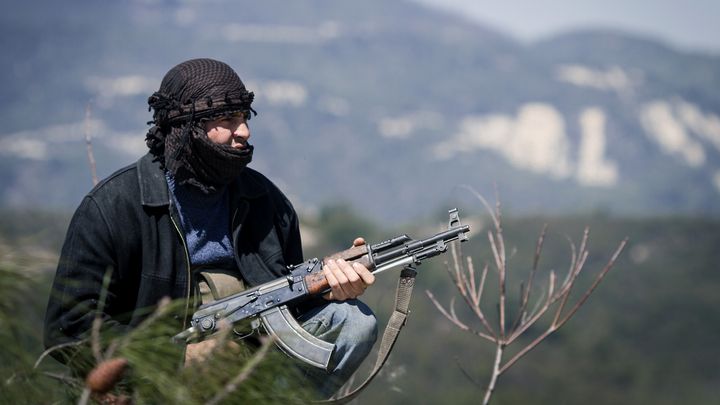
[166,174,235,269]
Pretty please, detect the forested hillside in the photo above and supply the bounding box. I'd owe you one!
[1,208,717,403]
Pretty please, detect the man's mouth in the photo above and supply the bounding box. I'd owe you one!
[231,141,252,151]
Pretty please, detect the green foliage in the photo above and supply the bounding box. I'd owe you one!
[0,265,72,403]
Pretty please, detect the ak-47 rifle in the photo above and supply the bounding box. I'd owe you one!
[173,209,470,369]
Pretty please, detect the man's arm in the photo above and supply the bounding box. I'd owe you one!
[44,196,128,362]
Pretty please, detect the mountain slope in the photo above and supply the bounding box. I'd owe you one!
[1,0,718,221]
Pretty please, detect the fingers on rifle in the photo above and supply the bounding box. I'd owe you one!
[353,262,376,286]
[352,237,366,247]
[325,259,372,300]
[336,259,365,298]
[324,259,349,301]
[323,260,340,292]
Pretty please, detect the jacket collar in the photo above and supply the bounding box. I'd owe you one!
[136,153,267,207]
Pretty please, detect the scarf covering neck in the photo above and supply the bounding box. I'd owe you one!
[145,58,257,193]
[164,124,253,193]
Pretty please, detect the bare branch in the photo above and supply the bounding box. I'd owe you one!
[556,238,628,326]
[509,280,525,333]
[447,244,469,299]
[553,228,589,325]
[482,343,505,405]
[487,229,507,339]
[499,327,554,375]
[502,238,627,373]
[90,317,103,364]
[426,291,469,330]
[447,248,497,339]
[475,261,488,307]
[426,291,495,342]
[466,256,477,303]
[84,103,99,186]
[454,357,485,389]
[77,387,92,405]
[42,371,83,387]
[506,281,554,344]
[91,268,114,363]
[511,224,547,334]
[34,340,88,369]
[487,231,503,274]
[466,263,498,339]
[430,188,627,405]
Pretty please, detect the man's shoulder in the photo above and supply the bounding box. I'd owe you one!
[238,168,297,214]
[87,163,138,196]
[85,155,152,205]
[239,168,286,199]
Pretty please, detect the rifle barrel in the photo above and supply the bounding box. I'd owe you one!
[372,225,469,267]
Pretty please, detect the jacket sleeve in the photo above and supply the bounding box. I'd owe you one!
[43,195,130,363]
[282,200,304,266]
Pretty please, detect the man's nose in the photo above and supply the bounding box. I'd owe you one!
[234,122,251,140]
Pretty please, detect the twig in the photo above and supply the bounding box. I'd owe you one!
[42,371,83,387]
[110,296,172,360]
[464,263,497,339]
[84,102,99,186]
[499,327,554,374]
[557,238,628,326]
[34,339,89,369]
[426,290,495,342]
[454,357,484,389]
[511,225,547,333]
[482,343,504,405]
[77,388,91,405]
[204,336,274,405]
[502,238,626,373]
[91,268,114,363]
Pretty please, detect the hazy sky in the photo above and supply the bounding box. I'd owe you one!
[412,0,720,53]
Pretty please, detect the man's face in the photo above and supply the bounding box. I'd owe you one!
[203,112,251,150]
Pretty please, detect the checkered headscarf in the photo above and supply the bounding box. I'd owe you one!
[145,59,256,193]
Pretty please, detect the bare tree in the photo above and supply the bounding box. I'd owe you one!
[426,194,627,405]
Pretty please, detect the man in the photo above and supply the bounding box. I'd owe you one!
[44,58,378,398]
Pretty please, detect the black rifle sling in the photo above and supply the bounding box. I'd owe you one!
[319,266,418,404]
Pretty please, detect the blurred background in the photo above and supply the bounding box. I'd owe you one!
[1,0,718,403]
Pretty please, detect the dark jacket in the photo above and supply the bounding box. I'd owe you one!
[43,153,303,350]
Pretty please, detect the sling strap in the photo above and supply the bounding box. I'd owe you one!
[320,266,418,404]
[197,269,246,304]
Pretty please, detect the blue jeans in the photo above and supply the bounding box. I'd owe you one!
[295,299,378,398]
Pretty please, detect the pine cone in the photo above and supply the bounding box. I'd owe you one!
[85,357,129,394]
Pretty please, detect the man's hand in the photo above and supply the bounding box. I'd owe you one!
[323,237,376,301]
[184,339,218,365]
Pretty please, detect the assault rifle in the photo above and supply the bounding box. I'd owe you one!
[173,209,470,369]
